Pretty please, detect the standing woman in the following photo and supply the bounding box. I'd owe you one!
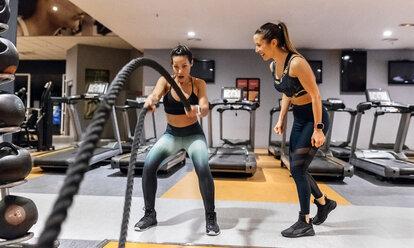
[253,23,336,238]
[134,45,220,236]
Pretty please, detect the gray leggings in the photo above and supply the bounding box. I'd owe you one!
[142,122,215,213]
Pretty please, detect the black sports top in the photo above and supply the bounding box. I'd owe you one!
[163,77,199,115]
[271,53,307,98]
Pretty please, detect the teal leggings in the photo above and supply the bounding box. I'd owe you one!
[142,122,215,213]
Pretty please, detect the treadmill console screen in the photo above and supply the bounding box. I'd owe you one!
[327,98,343,104]
[87,82,108,95]
[221,87,242,101]
[365,89,391,103]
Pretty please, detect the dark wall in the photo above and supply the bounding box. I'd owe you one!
[15,60,66,106]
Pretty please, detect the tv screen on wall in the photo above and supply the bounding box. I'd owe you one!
[192,59,215,83]
[340,50,367,92]
[388,61,414,85]
[308,60,322,84]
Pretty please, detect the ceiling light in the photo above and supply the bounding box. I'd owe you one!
[383,30,392,37]
[52,6,58,11]
[399,23,414,27]
[187,31,195,37]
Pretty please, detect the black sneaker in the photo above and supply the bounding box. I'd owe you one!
[281,213,315,238]
[313,196,337,225]
[134,209,157,231]
[206,212,220,236]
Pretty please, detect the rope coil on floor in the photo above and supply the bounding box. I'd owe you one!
[36,58,190,248]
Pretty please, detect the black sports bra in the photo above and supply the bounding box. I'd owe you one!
[271,53,307,98]
[163,77,199,115]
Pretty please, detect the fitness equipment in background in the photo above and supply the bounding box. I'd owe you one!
[350,88,414,179]
[32,81,123,169]
[323,98,357,161]
[12,82,54,151]
[208,87,259,176]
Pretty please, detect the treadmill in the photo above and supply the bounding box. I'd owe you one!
[323,98,357,161]
[111,98,186,174]
[208,87,258,176]
[367,94,414,161]
[268,99,291,159]
[280,100,354,179]
[350,88,414,179]
[32,82,123,169]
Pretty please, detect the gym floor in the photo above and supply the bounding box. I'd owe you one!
[10,149,414,248]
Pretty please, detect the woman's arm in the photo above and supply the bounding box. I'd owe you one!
[290,57,325,147]
[144,77,167,112]
[278,94,291,124]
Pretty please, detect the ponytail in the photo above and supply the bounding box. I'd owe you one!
[255,22,299,54]
[278,22,299,54]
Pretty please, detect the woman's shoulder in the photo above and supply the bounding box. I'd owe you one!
[289,55,307,69]
[192,77,206,87]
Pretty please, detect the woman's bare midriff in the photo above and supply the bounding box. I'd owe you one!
[289,93,312,106]
[166,114,198,127]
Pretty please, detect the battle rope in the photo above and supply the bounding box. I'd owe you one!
[118,106,146,248]
[36,58,190,248]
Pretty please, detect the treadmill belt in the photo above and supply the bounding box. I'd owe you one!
[118,153,147,168]
[364,158,414,175]
[209,154,247,171]
[308,157,343,175]
[34,147,113,167]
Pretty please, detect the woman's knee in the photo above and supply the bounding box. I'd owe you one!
[289,165,307,180]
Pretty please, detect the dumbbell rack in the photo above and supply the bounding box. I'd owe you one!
[0,127,36,247]
[0,180,34,246]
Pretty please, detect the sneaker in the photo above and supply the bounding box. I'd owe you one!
[206,212,220,236]
[134,209,157,231]
[313,196,337,225]
[281,213,315,238]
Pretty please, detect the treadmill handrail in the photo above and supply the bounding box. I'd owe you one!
[126,99,160,108]
[270,106,281,114]
[370,101,411,113]
[217,105,253,112]
[209,99,259,110]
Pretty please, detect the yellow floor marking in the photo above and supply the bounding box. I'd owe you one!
[25,167,45,179]
[34,146,74,158]
[161,149,351,205]
[104,242,231,248]
[120,154,131,159]
[30,150,50,156]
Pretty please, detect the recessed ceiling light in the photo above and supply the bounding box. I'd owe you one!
[383,30,392,37]
[52,6,58,11]
[187,31,195,37]
[399,23,414,27]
